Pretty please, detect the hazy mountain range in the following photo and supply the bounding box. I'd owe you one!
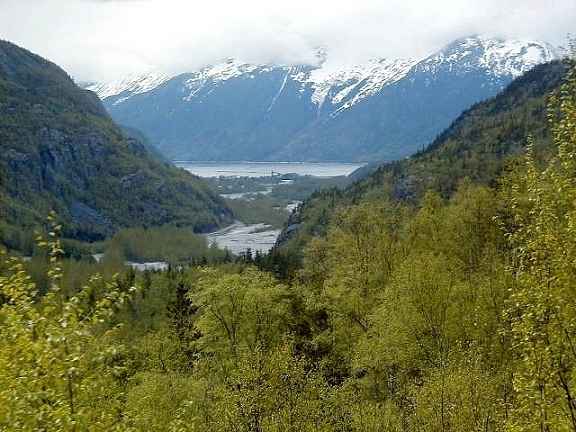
[85,36,559,162]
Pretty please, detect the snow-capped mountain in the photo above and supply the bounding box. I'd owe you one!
[87,57,418,117]
[87,72,172,102]
[416,36,558,78]
[86,36,559,162]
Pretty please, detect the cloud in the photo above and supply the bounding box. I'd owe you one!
[0,0,574,81]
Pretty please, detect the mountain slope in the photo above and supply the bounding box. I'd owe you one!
[0,40,232,246]
[276,60,572,252]
[87,36,558,162]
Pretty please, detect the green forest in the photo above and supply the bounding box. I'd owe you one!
[278,60,571,257]
[1,62,576,432]
[0,40,232,250]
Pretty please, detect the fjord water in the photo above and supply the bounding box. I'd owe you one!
[174,161,364,178]
[178,161,363,253]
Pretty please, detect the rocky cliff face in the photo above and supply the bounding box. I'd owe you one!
[87,36,559,162]
[0,40,232,242]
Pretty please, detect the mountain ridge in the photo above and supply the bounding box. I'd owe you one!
[87,36,558,113]
[85,35,559,163]
[0,39,232,249]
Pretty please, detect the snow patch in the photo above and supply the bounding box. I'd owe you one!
[267,70,290,112]
[86,72,172,100]
[419,36,559,78]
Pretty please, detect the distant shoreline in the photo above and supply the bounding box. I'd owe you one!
[174,161,365,178]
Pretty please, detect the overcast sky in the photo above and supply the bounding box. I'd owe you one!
[0,0,574,81]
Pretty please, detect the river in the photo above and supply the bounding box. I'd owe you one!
[177,161,363,255]
[204,222,281,255]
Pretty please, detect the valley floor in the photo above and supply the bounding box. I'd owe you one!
[203,221,281,255]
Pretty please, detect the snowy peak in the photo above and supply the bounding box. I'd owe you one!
[86,35,558,112]
[419,36,559,78]
[86,72,172,101]
[475,37,558,77]
[301,58,417,112]
[86,55,418,116]
[192,58,273,82]
[87,35,562,163]
[182,59,277,101]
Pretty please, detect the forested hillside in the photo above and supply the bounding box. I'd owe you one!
[277,60,571,254]
[1,62,575,430]
[0,40,232,250]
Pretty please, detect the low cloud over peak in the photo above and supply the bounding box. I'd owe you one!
[0,0,574,81]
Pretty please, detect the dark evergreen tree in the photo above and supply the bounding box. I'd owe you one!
[166,281,202,371]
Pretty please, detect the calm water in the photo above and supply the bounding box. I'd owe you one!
[174,161,364,178]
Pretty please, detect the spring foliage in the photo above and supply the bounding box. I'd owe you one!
[0,64,575,431]
[0,220,137,430]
